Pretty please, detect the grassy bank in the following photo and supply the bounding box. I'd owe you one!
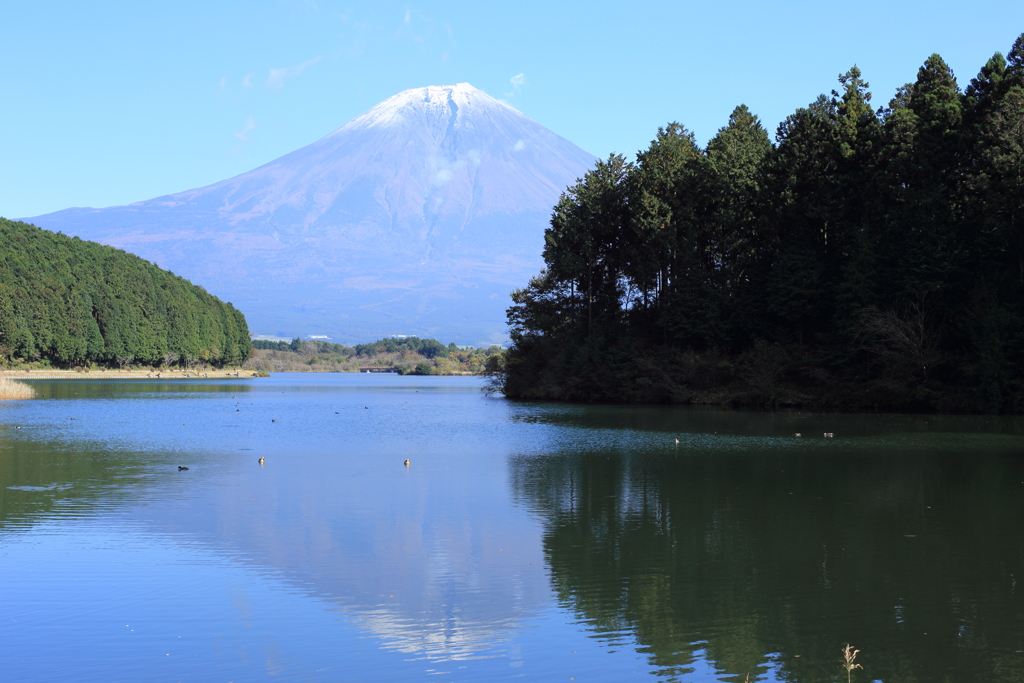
[0,375,35,399]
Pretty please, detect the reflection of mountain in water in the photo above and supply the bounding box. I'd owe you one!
[510,427,1024,683]
[10,382,1024,680]
[1,437,549,663]
[0,380,552,665]
[144,474,550,663]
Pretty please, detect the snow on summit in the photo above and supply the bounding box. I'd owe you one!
[345,83,507,130]
[26,84,597,344]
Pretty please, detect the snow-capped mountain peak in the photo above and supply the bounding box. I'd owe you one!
[343,83,500,130]
[26,84,596,344]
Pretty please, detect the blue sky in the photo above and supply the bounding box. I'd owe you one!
[3,1,1023,218]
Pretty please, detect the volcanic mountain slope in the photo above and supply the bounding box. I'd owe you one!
[26,83,596,344]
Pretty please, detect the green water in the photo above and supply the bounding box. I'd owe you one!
[1,375,1022,682]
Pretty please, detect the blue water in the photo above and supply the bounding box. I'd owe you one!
[1,374,1022,682]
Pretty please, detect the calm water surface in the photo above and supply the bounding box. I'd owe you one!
[1,374,1022,682]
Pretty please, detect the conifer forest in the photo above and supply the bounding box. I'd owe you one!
[502,35,1024,412]
[0,218,251,368]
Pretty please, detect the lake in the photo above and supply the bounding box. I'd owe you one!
[1,374,1022,682]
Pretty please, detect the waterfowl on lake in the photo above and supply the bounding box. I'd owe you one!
[272,419,277,422]
[674,438,679,445]
[824,432,834,438]
[258,457,265,465]
[794,433,802,437]
[404,459,410,466]
[178,466,189,471]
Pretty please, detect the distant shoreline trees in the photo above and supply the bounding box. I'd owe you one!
[247,337,503,375]
[502,34,1024,412]
[0,219,251,369]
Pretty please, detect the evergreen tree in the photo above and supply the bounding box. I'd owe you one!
[630,123,709,346]
[544,154,633,336]
[763,96,838,345]
[703,105,773,347]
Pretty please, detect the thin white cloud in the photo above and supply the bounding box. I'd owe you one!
[266,56,323,89]
[505,73,527,99]
[242,72,253,88]
[234,116,256,142]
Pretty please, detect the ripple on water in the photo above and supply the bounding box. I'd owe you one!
[2,376,1023,683]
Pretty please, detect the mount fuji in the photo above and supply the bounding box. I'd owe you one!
[25,83,596,344]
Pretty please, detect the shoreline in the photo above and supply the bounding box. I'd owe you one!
[0,369,256,380]
[0,369,482,380]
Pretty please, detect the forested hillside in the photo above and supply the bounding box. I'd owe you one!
[502,34,1024,412]
[0,218,251,368]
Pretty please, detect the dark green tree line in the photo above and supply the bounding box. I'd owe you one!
[0,218,251,367]
[504,35,1024,412]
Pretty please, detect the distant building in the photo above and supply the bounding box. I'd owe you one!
[252,335,293,343]
[307,335,332,341]
[390,334,407,339]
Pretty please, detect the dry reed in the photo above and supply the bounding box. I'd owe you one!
[841,643,863,683]
[0,376,35,400]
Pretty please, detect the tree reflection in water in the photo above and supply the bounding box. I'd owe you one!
[510,440,1024,683]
